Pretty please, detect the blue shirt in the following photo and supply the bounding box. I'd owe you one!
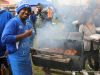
[7,22,35,65]
[1,16,32,75]
[26,14,37,24]
[0,9,13,56]
[1,16,30,54]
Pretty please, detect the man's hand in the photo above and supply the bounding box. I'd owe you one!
[4,51,8,56]
[24,28,33,37]
[30,47,37,55]
[16,28,33,42]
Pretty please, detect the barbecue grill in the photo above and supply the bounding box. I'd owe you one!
[32,32,84,71]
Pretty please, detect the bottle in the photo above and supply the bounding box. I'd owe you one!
[1,64,5,74]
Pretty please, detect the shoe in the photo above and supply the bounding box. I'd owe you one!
[88,63,94,69]
[94,71,100,75]
[82,70,89,75]
[72,72,76,75]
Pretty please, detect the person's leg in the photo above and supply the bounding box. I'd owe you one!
[83,51,89,69]
[88,55,92,63]
[31,23,36,35]
[87,53,94,69]
[32,23,37,35]
[92,50,99,71]
[50,18,52,25]
[82,51,90,75]
[8,65,13,75]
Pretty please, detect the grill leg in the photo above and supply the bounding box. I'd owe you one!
[42,67,52,75]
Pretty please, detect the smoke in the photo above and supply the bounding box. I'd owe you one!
[37,0,83,53]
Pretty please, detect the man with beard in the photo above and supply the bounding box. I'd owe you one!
[37,3,50,28]
[1,3,34,75]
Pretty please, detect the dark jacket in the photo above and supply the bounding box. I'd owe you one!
[38,8,50,28]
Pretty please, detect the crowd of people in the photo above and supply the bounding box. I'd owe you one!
[0,0,100,75]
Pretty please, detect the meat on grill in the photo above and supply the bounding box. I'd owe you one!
[38,48,77,56]
[49,49,64,54]
[64,49,77,55]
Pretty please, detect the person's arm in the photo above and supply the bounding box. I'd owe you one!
[16,30,32,42]
[79,25,92,41]
[41,10,49,20]
[4,51,8,56]
[1,21,17,44]
[1,20,33,44]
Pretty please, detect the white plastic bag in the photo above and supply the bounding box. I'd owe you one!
[96,27,100,32]
[72,20,78,25]
[89,34,100,40]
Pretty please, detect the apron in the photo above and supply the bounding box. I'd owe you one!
[8,16,32,75]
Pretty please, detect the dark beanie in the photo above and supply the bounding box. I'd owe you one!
[37,3,44,8]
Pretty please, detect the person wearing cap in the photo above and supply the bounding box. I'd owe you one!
[37,3,51,28]
[1,3,34,75]
[37,3,51,49]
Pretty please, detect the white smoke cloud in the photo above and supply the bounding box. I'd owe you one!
[46,0,87,5]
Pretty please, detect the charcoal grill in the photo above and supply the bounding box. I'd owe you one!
[32,32,84,71]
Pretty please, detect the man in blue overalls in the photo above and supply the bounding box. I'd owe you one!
[1,3,35,75]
